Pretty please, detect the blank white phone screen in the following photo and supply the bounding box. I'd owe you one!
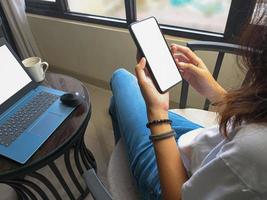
[131,17,182,92]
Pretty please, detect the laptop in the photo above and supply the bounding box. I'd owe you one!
[0,38,76,164]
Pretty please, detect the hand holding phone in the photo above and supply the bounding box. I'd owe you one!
[135,57,170,119]
[129,17,182,93]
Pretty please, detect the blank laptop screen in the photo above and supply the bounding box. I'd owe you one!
[0,45,31,105]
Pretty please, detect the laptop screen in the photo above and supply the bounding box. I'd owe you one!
[0,45,32,105]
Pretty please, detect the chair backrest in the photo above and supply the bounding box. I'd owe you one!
[179,41,245,110]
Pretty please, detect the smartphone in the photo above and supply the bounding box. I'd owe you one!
[129,17,182,93]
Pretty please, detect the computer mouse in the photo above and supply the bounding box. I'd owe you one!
[60,92,83,107]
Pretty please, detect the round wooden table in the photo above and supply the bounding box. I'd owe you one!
[0,73,96,200]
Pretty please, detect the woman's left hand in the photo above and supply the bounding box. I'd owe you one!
[135,58,169,121]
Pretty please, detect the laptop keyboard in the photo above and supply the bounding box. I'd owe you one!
[0,92,59,147]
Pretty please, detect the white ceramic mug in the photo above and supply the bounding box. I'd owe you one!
[22,57,49,82]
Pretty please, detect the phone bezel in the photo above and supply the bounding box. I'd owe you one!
[129,16,182,93]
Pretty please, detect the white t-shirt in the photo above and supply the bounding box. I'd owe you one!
[178,123,267,200]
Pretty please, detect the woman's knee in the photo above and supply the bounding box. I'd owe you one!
[110,68,136,89]
[111,68,130,82]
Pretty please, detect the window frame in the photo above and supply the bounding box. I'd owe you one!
[25,0,256,42]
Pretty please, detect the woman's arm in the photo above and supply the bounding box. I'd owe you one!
[135,59,187,199]
[149,110,188,200]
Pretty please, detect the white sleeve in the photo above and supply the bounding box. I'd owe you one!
[181,157,258,200]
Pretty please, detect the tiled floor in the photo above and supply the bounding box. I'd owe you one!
[0,83,115,200]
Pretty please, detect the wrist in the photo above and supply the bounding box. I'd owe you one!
[147,108,171,135]
[209,85,227,104]
[150,123,172,135]
[147,108,168,121]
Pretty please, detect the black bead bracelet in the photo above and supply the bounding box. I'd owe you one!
[146,119,172,128]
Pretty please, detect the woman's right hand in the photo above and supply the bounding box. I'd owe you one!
[171,44,226,104]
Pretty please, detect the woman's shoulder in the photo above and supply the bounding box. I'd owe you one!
[220,123,267,194]
[224,123,267,158]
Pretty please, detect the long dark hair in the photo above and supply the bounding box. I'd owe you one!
[219,1,267,136]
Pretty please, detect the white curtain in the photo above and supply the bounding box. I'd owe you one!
[0,0,41,59]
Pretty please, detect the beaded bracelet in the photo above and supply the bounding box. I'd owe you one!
[146,119,172,128]
[149,130,176,142]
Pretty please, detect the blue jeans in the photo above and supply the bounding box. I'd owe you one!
[109,68,202,199]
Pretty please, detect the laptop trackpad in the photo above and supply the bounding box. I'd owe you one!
[28,113,64,137]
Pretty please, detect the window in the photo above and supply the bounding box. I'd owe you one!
[25,0,256,41]
[67,0,126,20]
[32,0,56,2]
[136,0,232,34]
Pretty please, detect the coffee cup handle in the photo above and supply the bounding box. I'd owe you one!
[41,62,49,73]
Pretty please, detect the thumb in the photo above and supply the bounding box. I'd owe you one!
[135,57,147,83]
